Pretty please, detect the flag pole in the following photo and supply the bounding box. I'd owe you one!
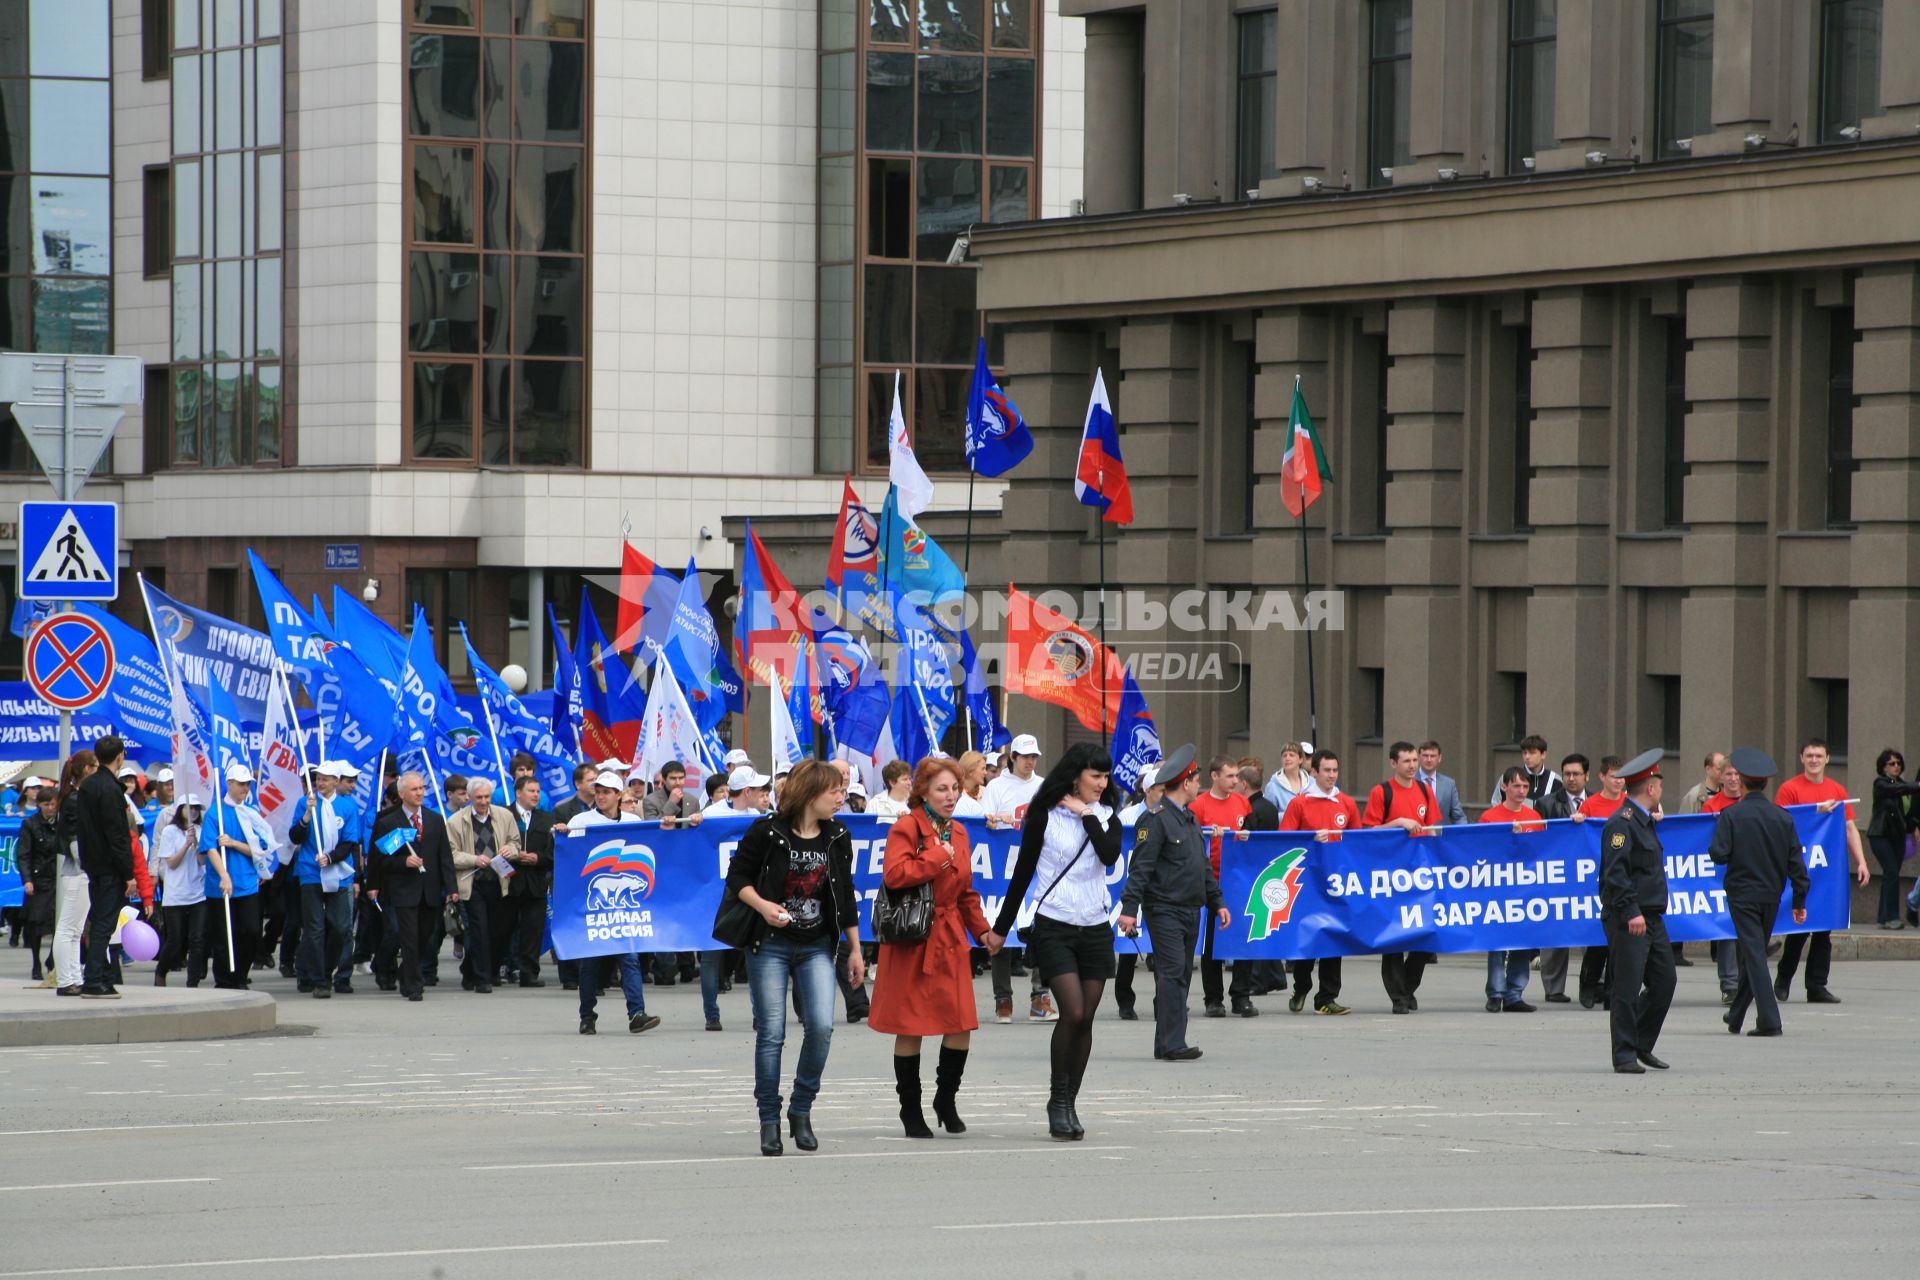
[463,627,513,797]
[1098,507,1108,739]
[1294,374,1320,745]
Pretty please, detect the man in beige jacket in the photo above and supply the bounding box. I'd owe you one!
[447,778,522,994]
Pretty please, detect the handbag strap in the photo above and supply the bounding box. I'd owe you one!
[1033,813,1099,917]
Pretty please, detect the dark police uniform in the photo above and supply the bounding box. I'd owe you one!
[1709,749,1808,1036]
[1118,746,1221,1061]
[1598,749,1675,1072]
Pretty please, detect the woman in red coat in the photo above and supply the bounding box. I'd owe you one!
[868,757,997,1138]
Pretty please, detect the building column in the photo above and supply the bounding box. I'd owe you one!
[1524,288,1613,752]
[1534,0,1627,172]
[1398,0,1477,184]
[1381,298,1466,747]
[1860,0,1920,140]
[1081,14,1143,214]
[1693,0,1786,157]
[1680,276,1775,755]
[1847,264,1920,762]
[1269,0,1348,193]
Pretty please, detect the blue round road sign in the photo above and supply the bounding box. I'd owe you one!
[26,612,116,711]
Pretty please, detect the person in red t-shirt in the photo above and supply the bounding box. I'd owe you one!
[1700,757,1742,815]
[1575,755,1626,822]
[1190,755,1255,1017]
[1360,742,1437,1013]
[1771,739,1870,1002]
[1277,750,1360,1016]
[1480,767,1545,1012]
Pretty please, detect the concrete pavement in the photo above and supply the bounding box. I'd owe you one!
[0,947,1911,1278]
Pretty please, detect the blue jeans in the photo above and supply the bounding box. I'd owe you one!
[698,949,725,1023]
[747,934,836,1123]
[578,953,647,1023]
[1485,949,1536,1005]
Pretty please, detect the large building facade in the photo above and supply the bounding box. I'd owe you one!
[973,0,1920,793]
[0,0,1083,681]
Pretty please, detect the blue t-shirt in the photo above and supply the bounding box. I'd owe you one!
[292,794,359,886]
[198,803,264,898]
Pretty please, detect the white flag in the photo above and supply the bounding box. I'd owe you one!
[166,664,216,806]
[770,683,806,775]
[254,677,308,859]
[632,653,714,785]
[887,370,934,523]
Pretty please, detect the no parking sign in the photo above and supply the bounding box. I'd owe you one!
[25,612,116,712]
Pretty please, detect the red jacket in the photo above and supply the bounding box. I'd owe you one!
[867,807,990,1037]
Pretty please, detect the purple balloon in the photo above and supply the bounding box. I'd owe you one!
[120,919,161,963]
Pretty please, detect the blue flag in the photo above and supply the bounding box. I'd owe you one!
[659,559,730,734]
[248,551,333,677]
[964,336,1033,477]
[399,610,498,796]
[811,618,889,756]
[306,610,396,768]
[463,625,574,802]
[70,604,171,758]
[1109,669,1162,795]
[375,826,414,857]
[142,579,281,723]
[875,487,966,605]
[8,597,53,638]
[574,593,647,763]
[330,587,407,695]
[890,589,957,761]
[204,678,253,780]
[956,626,1009,756]
[548,603,582,757]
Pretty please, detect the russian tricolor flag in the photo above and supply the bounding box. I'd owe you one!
[1074,369,1134,525]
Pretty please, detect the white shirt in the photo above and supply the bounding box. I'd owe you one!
[952,792,987,818]
[1118,801,1146,826]
[567,808,621,830]
[984,771,1042,826]
[155,824,205,906]
[866,793,910,822]
[1027,802,1116,927]
[699,800,735,818]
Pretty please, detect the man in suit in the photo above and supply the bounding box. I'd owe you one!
[1712,749,1809,1037]
[1536,754,1590,1002]
[1416,742,1468,826]
[1599,750,1675,1073]
[505,773,554,988]
[368,772,458,1002]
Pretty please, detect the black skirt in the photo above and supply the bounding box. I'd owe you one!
[1025,913,1117,982]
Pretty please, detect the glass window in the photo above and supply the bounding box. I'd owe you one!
[918,55,982,153]
[409,34,481,137]
[176,0,201,49]
[920,0,983,51]
[824,0,857,51]
[481,358,511,463]
[863,263,911,363]
[1507,0,1557,171]
[513,144,581,251]
[483,39,511,136]
[865,370,897,465]
[514,360,582,464]
[29,0,111,79]
[30,81,110,174]
[985,58,1033,157]
[516,40,585,141]
[1655,0,1714,159]
[914,266,975,365]
[1820,0,1882,142]
[257,0,282,40]
[1827,306,1857,526]
[821,154,855,262]
[175,160,202,259]
[414,143,477,243]
[913,367,968,469]
[0,175,27,275]
[1,81,26,171]
[214,47,241,150]
[517,0,587,39]
[413,361,476,460]
[214,258,241,357]
[992,0,1031,50]
[256,150,281,251]
[255,363,281,461]
[0,278,25,354]
[866,52,914,152]
[871,0,912,44]
[172,367,202,463]
[174,53,202,153]
[211,362,242,466]
[867,157,912,257]
[256,42,282,148]
[255,255,279,357]
[514,255,582,356]
[821,52,855,153]
[416,0,478,26]
[482,142,511,248]
[214,151,241,257]
[987,164,1027,222]
[34,278,110,352]
[1368,0,1412,185]
[1237,10,1279,193]
[410,251,480,352]
[30,177,110,275]
[819,264,854,365]
[214,0,243,47]
[915,156,978,261]
[480,252,510,351]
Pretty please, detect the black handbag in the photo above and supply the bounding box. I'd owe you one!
[712,890,759,950]
[872,813,944,943]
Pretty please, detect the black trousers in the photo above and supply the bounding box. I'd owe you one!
[1290,957,1342,1005]
[1603,911,1675,1065]
[460,877,502,987]
[1114,950,1138,1011]
[156,900,210,985]
[835,936,868,1017]
[83,874,127,989]
[1869,833,1905,924]
[276,869,304,968]
[1578,945,1611,1001]
[1775,930,1831,993]
[1142,904,1200,1058]
[210,893,262,989]
[1725,897,1782,1033]
[499,891,547,981]
[1379,952,1429,1006]
[260,865,294,961]
[1200,910,1253,1006]
[388,900,441,998]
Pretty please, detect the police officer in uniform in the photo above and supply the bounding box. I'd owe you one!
[1709,748,1809,1037]
[1598,749,1675,1073]
[1117,746,1228,1062]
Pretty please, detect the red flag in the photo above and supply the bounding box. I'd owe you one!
[826,476,879,593]
[1004,584,1127,733]
[614,543,676,653]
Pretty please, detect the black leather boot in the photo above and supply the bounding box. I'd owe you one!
[1065,1076,1086,1139]
[759,1122,783,1156]
[1046,1076,1074,1140]
[932,1045,968,1134]
[895,1053,933,1138]
[788,1112,817,1152]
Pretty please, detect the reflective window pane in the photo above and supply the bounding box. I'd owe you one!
[409,34,481,137]
[987,164,1027,223]
[920,0,983,51]
[481,359,511,464]
[211,361,242,466]
[514,255,583,356]
[991,0,1031,50]
[863,264,911,364]
[483,39,511,137]
[870,0,911,43]
[214,258,241,357]
[867,157,911,257]
[821,155,855,262]
[818,365,853,474]
[1512,0,1557,40]
[516,41,584,142]
[240,259,254,355]
[256,151,281,251]
[913,366,968,470]
[173,54,201,153]
[176,0,201,49]
[821,52,855,153]
[215,151,241,257]
[819,264,853,364]
[0,82,26,172]
[914,266,975,365]
[29,0,111,78]
[823,0,857,50]
[255,255,280,357]
[257,0,282,40]
[512,145,581,251]
[0,175,27,275]
[513,360,582,465]
[415,0,478,26]
[1372,0,1413,57]
[518,0,587,38]
[32,278,109,352]
[986,58,1034,156]
[0,278,23,353]
[30,177,110,274]
[31,82,110,174]
[864,371,895,465]
[1821,0,1882,141]
[172,367,202,463]
[915,156,978,261]
[242,47,256,149]
[918,55,982,154]
[215,0,243,46]
[413,144,476,243]
[411,251,481,352]
[866,53,914,152]
[412,360,476,459]
[255,363,281,461]
[480,253,509,352]
[175,160,202,258]
[214,48,241,150]
[256,43,282,147]
[482,142,511,249]
[241,143,256,253]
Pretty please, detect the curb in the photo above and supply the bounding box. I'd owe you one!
[0,991,278,1047]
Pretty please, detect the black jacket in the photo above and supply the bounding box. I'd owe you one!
[508,804,556,898]
[368,805,457,906]
[20,810,60,923]
[721,814,859,952]
[1708,792,1809,911]
[76,769,133,881]
[1120,799,1223,914]
[1867,774,1920,840]
[1598,799,1666,919]
[1245,795,1281,832]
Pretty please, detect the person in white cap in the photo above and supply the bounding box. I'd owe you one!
[983,734,1054,1023]
[152,795,209,987]
[724,748,754,771]
[725,766,773,815]
[557,771,660,1036]
[151,766,176,810]
[198,764,269,989]
[290,762,359,998]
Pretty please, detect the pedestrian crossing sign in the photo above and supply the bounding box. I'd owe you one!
[18,501,118,602]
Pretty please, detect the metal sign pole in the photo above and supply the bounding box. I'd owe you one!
[54,604,71,762]
[54,358,75,759]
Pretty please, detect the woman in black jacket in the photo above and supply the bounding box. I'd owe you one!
[20,788,62,981]
[1866,748,1920,928]
[718,759,863,1157]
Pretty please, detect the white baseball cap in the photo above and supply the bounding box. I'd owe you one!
[594,757,629,774]
[22,775,45,789]
[1009,734,1041,757]
[592,770,625,791]
[116,763,140,779]
[313,761,343,779]
[728,765,772,791]
[848,779,868,798]
[153,767,175,784]
[224,764,254,783]
[1139,764,1160,789]
[724,748,753,768]
[335,760,361,778]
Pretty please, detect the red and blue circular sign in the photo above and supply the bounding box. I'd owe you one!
[26,612,116,711]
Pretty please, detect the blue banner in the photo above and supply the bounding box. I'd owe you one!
[0,815,23,908]
[0,684,118,757]
[143,579,281,722]
[1212,808,1852,960]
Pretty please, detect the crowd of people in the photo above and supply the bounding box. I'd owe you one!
[3,725,1909,1147]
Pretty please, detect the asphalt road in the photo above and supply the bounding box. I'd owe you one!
[0,948,1912,1279]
